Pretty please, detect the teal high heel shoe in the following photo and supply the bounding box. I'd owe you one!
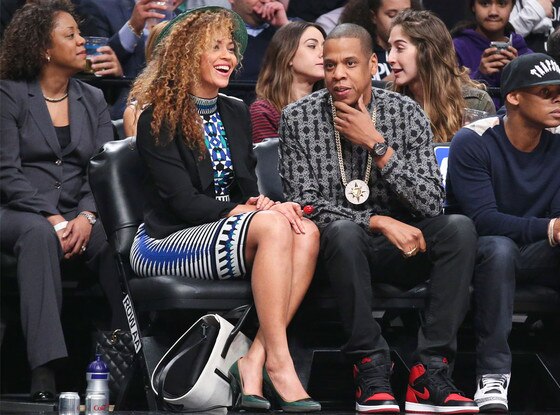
[263,368,321,412]
[229,360,271,411]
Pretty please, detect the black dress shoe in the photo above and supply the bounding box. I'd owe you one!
[31,391,56,402]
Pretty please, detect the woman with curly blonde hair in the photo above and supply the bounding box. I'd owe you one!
[129,7,321,412]
[387,9,495,142]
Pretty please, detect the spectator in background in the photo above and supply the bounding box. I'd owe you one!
[251,21,325,143]
[77,0,172,119]
[447,53,560,412]
[510,0,554,52]
[388,10,495,142]
[128,8,321,411]
[452,0,532,103]
[229,0,290,82]
[339,0,422,80]
[123,21,168,138]
[0,0,125,401]
[547,26,560,60]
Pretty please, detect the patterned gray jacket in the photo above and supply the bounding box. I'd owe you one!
[279,87,444,231]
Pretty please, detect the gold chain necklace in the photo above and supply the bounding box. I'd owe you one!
[43,92,68,103]
[329,95,376,205]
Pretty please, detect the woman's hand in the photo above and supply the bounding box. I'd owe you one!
[246,195,276,210]
[478,46,518,76]
[90,46,123,77]
[61,215,93,259]
[47,214,73,253]
[271,202,306,234]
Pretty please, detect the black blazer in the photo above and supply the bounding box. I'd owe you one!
[0,78,113,216]
[136,94,259,239]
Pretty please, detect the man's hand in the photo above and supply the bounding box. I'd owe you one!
[553,217,560,244]
[61,215,93,259]
[89,46,123,77]
[370,215,427,258]
[129,0,168,34]
[333,95,383,150]
[253,0,289,28]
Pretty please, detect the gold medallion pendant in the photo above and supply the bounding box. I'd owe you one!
[345,179,370,205]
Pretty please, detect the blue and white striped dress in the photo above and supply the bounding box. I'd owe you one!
[130,96,256,279]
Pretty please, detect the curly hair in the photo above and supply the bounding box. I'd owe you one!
[255,21,325,113]
[0,0,77,80]
[340,0,422,41]
[391,9,485,142]
[130,10,239,155]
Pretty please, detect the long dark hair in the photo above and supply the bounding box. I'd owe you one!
[255,21,326,112]
[0,0,77,80]
[340,0,423,40]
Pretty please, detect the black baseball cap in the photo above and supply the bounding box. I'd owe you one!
[501,53,560,98]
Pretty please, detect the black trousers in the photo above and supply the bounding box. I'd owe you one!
[319,214,477,366]
[0,207,126,369]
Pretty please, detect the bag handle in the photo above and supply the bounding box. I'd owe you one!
[221,304,253,359]
[155,332,208,412]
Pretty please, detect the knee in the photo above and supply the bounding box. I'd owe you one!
[251,210,292,245]
[441,214,477,246]
[17,219,59,250]
[477,235,518,266]
[298,218,320,254]
[320,220,366,253]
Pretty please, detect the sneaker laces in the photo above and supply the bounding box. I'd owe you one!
[359,362,393,393]
[480,374,508,392]
[428,366,463,397]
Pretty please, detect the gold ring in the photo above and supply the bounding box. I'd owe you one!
[403,247,417,257]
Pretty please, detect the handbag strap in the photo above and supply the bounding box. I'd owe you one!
[155,333,208,411]
[221,304,252,359]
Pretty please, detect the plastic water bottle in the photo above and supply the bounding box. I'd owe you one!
[86,354,110,405]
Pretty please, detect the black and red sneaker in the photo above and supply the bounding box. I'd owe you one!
[405,358,479,414]
[353,351,400,413]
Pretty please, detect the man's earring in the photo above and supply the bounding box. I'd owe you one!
[46,55,51,62]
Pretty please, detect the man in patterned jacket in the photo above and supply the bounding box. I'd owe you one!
[279,23,479,414]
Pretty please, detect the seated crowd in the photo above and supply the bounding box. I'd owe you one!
[0,0,559,413]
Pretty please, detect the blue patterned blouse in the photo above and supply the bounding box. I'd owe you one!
[193,95,235,201]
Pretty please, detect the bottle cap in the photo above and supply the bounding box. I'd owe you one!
[87,354,109,374]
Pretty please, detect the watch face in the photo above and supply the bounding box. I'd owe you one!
[373,142,388,156]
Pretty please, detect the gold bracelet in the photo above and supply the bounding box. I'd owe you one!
[548,218,558,247]
[126,21,142,38]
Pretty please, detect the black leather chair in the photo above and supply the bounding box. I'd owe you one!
[88,137,252,409]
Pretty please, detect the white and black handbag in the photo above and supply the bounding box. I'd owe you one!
[151,306,252,411]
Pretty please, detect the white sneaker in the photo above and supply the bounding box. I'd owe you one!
[474,373,510,413]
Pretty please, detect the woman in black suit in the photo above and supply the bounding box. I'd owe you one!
[0,0,124,401]
[128,7,321,412]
